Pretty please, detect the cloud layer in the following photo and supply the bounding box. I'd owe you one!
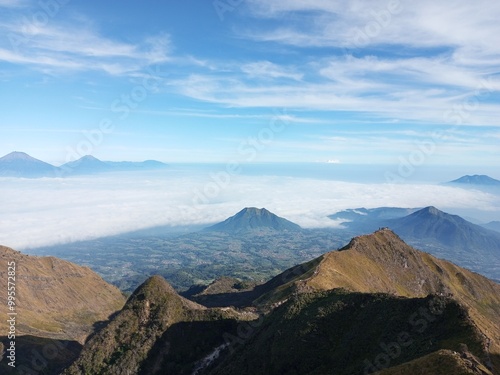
[1,170,498,249]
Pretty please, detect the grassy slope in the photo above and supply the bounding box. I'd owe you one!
[209,291,486,375]
[0,245,125,341]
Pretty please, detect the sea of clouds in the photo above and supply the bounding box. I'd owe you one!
[1,168,499,249]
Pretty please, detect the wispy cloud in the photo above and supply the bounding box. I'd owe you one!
[241,61,303,81]
[156,0,500,127]
[0,18,171,75]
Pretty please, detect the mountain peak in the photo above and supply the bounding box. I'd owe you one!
[130,275,177,301]
[0,151,58,177]
[206,207,301,232]
[79,155,100,161]
[449,174,500,185]
[421,206,442,215]
[0,151,35,161]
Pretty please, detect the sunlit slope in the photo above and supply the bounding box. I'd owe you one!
[0,245,125,342]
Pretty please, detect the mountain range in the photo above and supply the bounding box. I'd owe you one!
[330,206,500,282]
[0,151,168,177]
[205,207,302,233]
[61,229,500,375]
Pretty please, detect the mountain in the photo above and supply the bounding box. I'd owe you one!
[60,155,168,175]
[483,221,500,233]
[106,160,168,170]
[205,207,301,233]
[62,275,253,375]
[0,245,125,340]
[0,151,59,177]
[328,207,419,233]
[0,152,169,177]
[329,206,500,281]
[0,245,125,374]
[449,175,500,186]
[60,155,114,175]
[235,229,500,373]
[63,230,500,374]
[387,206,500,266]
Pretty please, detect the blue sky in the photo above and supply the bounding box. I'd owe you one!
[1,0,499,166]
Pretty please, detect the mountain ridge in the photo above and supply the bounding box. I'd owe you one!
[63,229,500,374]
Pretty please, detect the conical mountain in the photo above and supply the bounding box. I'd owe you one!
[206,207,301,233]
[0,151,59,177]
[60,155,113,175]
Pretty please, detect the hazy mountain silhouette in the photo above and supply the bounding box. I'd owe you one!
[61,155,168,175]
[449,174,500,186]
[329,207,419,233]
[0,151,59,177]
[0,151,168,177]
[483,221,500,233]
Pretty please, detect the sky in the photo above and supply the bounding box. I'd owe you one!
[0,0,499,166]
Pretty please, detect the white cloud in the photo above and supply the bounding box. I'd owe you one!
[0,20,171,75]
[0,170,498,250]
[244,0,500,55]
[241,61,303,81]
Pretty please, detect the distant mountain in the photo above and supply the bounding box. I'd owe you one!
[328,207,419,233]
[205,207,301,233]
[388,206,500,255]
[0,151,59,177]
[61,155,114,174]
[483,221,500,233]
[449,174,500,185]
[61,155,168,175]
[0,152,168,177]
[106,159,168,170]
[63,230,500,374]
